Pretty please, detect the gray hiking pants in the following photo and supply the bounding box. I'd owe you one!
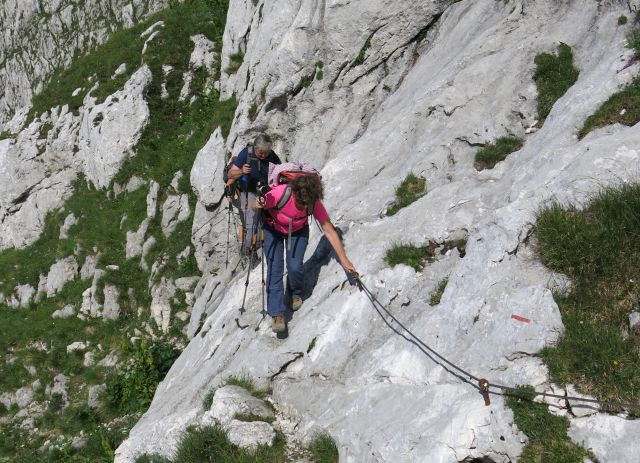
[237,191,259,250]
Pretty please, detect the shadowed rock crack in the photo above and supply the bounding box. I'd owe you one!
[270,352,304,381]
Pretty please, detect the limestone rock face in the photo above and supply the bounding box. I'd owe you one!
[116,1,640,462]
[0,66,153,251]
[46,256,78,298]
[203,386,275,426]
[150,277,176,332]
[161,194,190,236]
[78,66,152,188]
[0,0,170,125]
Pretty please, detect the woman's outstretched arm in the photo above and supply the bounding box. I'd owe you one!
[320,219,356,274]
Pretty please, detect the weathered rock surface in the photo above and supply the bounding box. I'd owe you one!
[117,1,640,462]
[103,285,121,320]
[161,194,190,236]
[0,0,169,125]
[52,304,76,318]
[46,256,78,298]
[59,212,78,239]
[150,277,176,332]
[225,419,276,450]
[126,219,151,259]
[203,385,274,426]
[78,65,152,188]
[0,66,153,250]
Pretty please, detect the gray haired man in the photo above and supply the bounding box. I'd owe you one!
[226,134,282,252]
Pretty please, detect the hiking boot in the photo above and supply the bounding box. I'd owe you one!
[291,295,303,311]
[271,316,286,333]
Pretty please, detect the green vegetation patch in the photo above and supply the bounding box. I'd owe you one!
[310,432,339,463]
[474,136,523,171]
[225,52,245,74]
[429,277,449,306]
[105,337,180,414]
[136,425,287,463]
[384,243,436,272]
[536,182,640,402]
[351,32,374,68]
[0,1,235,461]
[578,74,640,139]
[386,173,426,216]
[578,10,640,141]
[506,386,595,462]
[533,42,579,123]
[224,375,270,400]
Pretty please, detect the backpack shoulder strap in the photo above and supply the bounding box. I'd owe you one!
[275,186,292,212]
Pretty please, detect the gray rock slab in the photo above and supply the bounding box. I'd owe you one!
[175,276,200,291]
[103,285,121,320]
[52,304,76,318]
[225,420,275,450]
[161,194,190,236]
[203,385,274,426]
[150,277,176,332]
[88,384,107,408]
[59,212,78,239]
[46,256,78,298]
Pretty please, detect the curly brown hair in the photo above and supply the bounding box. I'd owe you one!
[290,174,324,210]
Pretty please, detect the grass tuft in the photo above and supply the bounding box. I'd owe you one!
[536,182,640,402]
[618,15,628,26]
[474,136,523,171]
[429,277,449,306]
[384,243,436,272]
[533,42,579,124]
[309,432,339,463]
[171,425,286,463]
[225,52,244,74]
[386,173,426,216]
[506,386,595,462]
[224,375,270,400]
[351,33,373,68]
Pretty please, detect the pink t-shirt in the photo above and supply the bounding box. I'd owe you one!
[264,184,329,234]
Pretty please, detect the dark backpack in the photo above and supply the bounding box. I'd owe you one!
[222,146,256,183]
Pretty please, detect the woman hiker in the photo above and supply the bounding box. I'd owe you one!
[254,172,357,333]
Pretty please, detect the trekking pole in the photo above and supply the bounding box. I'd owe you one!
[225,200,232,268]
[260,222,266,316]
[238,248,255,315]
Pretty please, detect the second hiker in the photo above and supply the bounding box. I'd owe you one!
[254,165,357,333]
[226,133,282,254]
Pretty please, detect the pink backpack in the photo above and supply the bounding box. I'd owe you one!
[266,162,321,247]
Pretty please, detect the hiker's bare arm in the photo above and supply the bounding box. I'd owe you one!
[228,164,251,179]
[320,220,356,274]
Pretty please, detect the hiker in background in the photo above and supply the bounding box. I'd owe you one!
[226,133,282,253]
[254,170,356,333]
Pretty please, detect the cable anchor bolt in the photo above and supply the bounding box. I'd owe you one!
[479,378,490,406]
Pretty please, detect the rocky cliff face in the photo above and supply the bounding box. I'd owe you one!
[2,0,640,461]
[115,0,640,462]
[0,0,169,126]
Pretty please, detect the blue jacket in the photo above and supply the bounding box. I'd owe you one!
[233,146,282,193]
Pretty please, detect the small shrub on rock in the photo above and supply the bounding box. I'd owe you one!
[225,52,244,74]
[386,173,426,216]
[474,136,523,171]
[105,337,180,414]
[533,42,579,123]
[429,277,449,306]
[310,432,339,463]
[384,243,436,272]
